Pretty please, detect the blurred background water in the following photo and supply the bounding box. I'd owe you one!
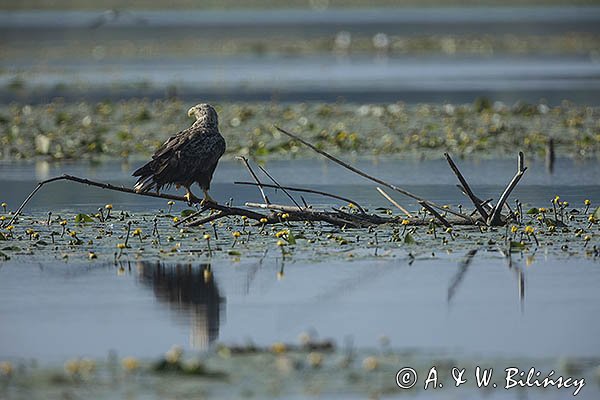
[2,2,600,104]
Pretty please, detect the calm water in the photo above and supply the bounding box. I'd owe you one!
[0,158,599,364]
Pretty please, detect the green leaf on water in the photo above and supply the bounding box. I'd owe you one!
[228,250,241,256]
[75,213,94,223]
[509,241,526,251]
[526,208,539,215]
[594,206,600,220]
[404,233,415,244]
[180,209,197,218]
[0,232,6,240]
[286,229,296,245]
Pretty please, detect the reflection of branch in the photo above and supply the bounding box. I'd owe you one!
[498,247,526,312]
[447,249,478,303]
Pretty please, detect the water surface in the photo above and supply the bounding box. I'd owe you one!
[0,159,598,363]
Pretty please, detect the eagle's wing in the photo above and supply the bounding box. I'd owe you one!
[132,127,192,192]
[133,126,225,193]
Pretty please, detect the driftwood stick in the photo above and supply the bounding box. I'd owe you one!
[186,202,270,227]
[255,164,302,210]
[419,201,451,228]
[2,174,196,228]
[331,207,392,225]
[275,126,472,222]
[488,152,527,226]
[245,202,370,228]
[246,202,313,213]
[237,156,270,205]
[375,187,412,218]
[445,153,489,222]
[234,181,366,214]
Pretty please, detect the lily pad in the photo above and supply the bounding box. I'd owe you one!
[181,209,197,218]
[75,213,94,223]
[404,233,416,245]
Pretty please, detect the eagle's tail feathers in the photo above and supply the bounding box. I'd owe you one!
[134,176,156,193]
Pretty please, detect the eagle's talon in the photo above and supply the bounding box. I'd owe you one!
[184,191,201,206]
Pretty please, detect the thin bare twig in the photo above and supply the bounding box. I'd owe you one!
[275,126,471,222]
[456,185,494,212]
[375,187,412,218]
[237,156,270,205]
[445,153,489,222]
[469,198,493,217]
[255,164,302,210]
[419,201,451,228]
[488,152,527,226]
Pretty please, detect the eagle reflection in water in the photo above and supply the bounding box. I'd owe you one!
[136,262,225,349]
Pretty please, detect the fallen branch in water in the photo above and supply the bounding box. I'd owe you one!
[275,125,473,223]
[2,174,199,228]
[275,126,527,227]
[234,181,367,214]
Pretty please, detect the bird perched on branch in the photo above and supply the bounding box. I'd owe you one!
[133,103,226,205]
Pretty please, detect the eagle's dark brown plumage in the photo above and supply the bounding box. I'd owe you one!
[133,103,226,204]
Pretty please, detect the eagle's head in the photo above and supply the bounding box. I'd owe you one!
[188,103,218,127]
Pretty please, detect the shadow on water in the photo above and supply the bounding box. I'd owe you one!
[135,262,225,350]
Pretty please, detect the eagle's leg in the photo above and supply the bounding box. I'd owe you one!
[201,188,216,205]
[183,186,202,206]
